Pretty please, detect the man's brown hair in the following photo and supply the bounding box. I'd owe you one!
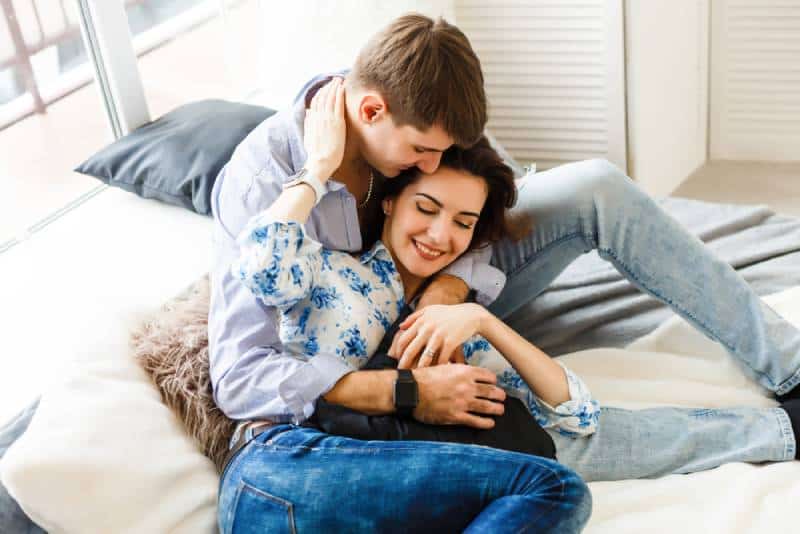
[352,13,487,147]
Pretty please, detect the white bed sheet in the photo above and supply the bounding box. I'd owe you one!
[576,285,800,533]
[0,186,213,426]
[4,184,800,532]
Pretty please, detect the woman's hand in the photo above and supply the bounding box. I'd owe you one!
[388,303,489,369]
[303,77,346,180]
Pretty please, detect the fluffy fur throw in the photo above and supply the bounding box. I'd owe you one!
[131,275,236,472]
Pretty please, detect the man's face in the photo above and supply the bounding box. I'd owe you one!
[360,116,454,178]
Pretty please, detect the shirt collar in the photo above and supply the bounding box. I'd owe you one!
[358,240,394,265]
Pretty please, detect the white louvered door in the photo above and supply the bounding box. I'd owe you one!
[455,0,627,172]
[710,0,800,160]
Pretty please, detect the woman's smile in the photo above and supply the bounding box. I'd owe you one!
[412,238,445,260]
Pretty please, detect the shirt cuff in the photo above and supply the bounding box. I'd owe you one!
[442,248,506,305]
[277,353,356,423]
[539,361,600,436]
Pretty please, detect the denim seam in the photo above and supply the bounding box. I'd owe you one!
[772,406,796,461]
[594,239,782,391]
[238,479,298,534]
[501,226,788,393]
[224,482,246,534]
[775,367,800,396]
[501,231,585,281]
[515,476,567,534]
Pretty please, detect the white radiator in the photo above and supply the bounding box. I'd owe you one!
[710,0,800,161]
[455,0,627,172]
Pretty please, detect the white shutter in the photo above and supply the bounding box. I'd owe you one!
[455,0,627,172]
[710,0,800,160]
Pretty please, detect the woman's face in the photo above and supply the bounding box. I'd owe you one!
[381,167,488,282]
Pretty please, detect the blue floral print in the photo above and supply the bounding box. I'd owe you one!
[233,215,599,437]
[310,286,340,310]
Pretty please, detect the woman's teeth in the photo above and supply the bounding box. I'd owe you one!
[413,240,443,258]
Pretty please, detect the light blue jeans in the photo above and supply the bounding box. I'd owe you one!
[218,424,591,534]
[487,158,800,480]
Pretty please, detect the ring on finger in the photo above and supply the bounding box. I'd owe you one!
[422,348,437,359]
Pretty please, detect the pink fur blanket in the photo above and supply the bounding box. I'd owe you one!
[131,275,235,472]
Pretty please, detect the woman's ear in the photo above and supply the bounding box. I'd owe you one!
[382,198,393,216]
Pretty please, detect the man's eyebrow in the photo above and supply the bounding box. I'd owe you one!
[415,193,480,218]
[414,144,446,153]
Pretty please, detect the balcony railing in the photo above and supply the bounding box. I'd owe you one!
[0,0,221,131]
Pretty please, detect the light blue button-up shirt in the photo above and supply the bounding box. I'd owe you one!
[208,72,506,422]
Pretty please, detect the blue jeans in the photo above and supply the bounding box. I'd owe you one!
[218,425,591,533]
[550,405,794,482]
[489,159,800,396]
[483,159,800,480]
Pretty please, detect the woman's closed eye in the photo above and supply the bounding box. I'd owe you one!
[416,204,473,229]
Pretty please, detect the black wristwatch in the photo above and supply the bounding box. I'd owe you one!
[394,369,418,417]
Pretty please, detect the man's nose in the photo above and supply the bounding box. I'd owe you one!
[416,152,442,174]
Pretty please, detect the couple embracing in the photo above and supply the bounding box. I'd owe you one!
[212,14,800,533]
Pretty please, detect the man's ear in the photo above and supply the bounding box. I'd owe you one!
[359,93,387,125]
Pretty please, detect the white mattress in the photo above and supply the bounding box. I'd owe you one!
[0,187,213,425]
[576,285,800,533]
[4,186,800,532]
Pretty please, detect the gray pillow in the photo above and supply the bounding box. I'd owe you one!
[75,100,275,216]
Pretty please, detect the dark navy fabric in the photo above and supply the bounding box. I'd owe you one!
[75,100,275,215]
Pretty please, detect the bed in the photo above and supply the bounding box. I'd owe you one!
[1,98,799,532]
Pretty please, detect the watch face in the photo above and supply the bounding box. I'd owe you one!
[395,380,418,409]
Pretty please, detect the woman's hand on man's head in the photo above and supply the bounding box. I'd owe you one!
[303,77,347,180]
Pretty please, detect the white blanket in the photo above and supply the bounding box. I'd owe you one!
[2,286,799,533]
[576,286,800,533]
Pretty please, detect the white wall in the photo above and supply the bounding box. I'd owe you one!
[253,0,455,109]
[625,0,709,196]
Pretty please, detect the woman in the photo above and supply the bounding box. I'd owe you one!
[219,135,593,533]
[231,132,799,470]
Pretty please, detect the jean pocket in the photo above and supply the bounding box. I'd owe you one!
[229,481,296,534]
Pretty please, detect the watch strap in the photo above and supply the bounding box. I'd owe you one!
[284,167,327,205]
[394,369,418,417]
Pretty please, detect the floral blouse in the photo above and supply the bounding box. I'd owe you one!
[232,215,600,436]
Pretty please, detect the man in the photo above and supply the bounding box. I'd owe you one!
[212,0,800,509]
[212,13,595,533]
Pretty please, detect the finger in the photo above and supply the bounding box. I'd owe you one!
[393,326,418,359]
[452,345,466,364]
[459,413,495,430]
[313,81,331,112]
[468,398,505,416]
[417,335,443,368]
[326,78,339,113]
[436,341,458,366]
[398,333,428,369]
[476,383,506,402]
[311,86,323,112]
[387,331,401,359]
[400,309,423,329]
[334,78,345,117]
[473,368,498,385]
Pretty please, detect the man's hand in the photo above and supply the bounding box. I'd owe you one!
[413,364,506,429]
[391,273,470,367]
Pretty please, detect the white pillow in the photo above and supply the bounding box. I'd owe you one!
[0,320,219,534]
